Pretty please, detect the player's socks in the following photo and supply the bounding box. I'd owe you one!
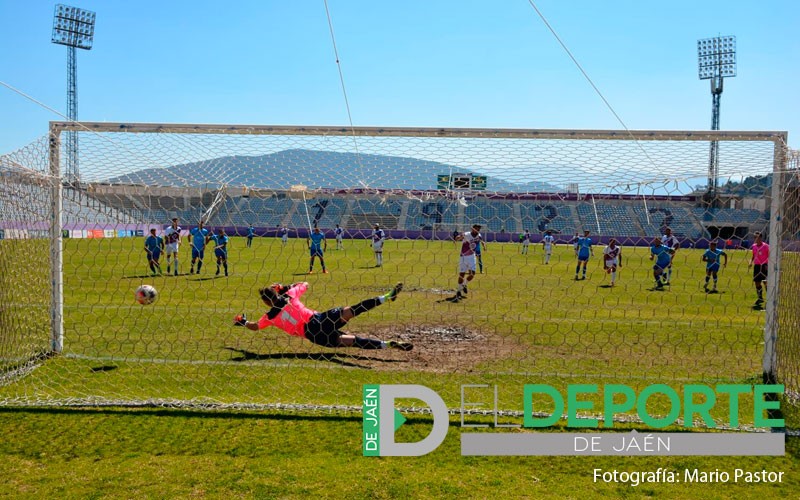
[197,261,202,273]
[351,298,381,316]
[353,336,384,349]
[224,263,228,276]
[167,264,170,273]
[611,271,616,283]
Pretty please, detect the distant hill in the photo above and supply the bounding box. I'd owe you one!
[106,149,560,193]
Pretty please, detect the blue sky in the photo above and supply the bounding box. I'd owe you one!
[1,0,798,155]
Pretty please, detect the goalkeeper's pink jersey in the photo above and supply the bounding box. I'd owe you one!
[752,242,769,265]
[256,282,316,337]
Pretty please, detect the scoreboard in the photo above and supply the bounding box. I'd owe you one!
[437,173,487,191]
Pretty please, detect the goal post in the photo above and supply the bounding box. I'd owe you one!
[0,121,796,429]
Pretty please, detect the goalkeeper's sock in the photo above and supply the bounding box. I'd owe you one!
[353,336,384,349]
[350,298,381,317]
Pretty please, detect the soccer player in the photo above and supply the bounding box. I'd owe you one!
[143,228,164,276]
[371,223,385,267]
[574,230,593,280]
[661,227,680,285]
[210,228,229,276]
[246,224,255,248]
[542,230,556,264]
[702,241,727,293]
[747,231,769,307]
[164,217,182,276]
[307,226,328,274]
[280,226,289,245]
[233,282,412,351]
[188,220,210,274]
[602,238,622,287]
[452,224,482,301]
[649,236,674,290]
[520,229,531,255]
[334,224,344,250]
[475,238,485,274]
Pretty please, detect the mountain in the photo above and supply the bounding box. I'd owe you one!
[106,149,560,193]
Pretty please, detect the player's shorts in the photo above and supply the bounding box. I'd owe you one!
[336,235,343,241]
[653,262,669,273]
[148,250,161,261]
[165,243,179,255]
[543,246,552,254]
[707,263,720,273]
[604,258,618,268]
[753,264,768,282]
[310,248,323,257]
[191,247,204,260]
[372,242,384,252]
[304,308,347,348]
[215,249,227,259]
[459,255,477,274]
[577,251,590,262]
[281,235,288,242]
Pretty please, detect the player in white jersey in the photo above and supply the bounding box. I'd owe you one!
[520,229,531,255]
[280,226,289,245]
[163,217,182,276]
[542,230,556,264]
[451,224,482,301]
[602,238,622,287]
[334,224,344,250]
[371,223,385,267]
[661,227,680,285]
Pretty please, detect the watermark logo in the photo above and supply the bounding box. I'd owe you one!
[363,383,785,457]
[362,384,449,456]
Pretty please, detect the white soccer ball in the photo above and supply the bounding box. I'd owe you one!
[135,284,158,305]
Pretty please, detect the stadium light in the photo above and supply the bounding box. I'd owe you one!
[698,35,736,206]
[51,4,97,185]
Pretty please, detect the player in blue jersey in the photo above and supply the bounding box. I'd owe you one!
[574,230,593,280]
[246,224,255,248]
[307,226,328,274]
[144,228,164,276]
[188,220,210,274]
[334,224,344,250]
[649,237,674,290]
[210,228,229,276]
[702,241,728,293]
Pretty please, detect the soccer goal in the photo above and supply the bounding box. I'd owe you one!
[0,122,796,430]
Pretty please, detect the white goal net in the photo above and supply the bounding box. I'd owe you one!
[0,122,796,429]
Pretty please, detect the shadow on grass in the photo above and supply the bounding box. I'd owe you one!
[223,347,406,369]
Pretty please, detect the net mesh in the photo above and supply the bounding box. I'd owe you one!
[0,123,795,429]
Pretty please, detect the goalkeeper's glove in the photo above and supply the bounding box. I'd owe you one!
[234,314,248,327]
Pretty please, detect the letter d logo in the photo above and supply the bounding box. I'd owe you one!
[363,384,448,456]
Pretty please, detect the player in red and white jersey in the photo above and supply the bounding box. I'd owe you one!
[451,224,482,301]
[602,238,623,287]
[163,217,182,276]
[371,223,386,267]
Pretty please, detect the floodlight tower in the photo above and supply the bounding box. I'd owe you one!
[697,35,736,206]
[51,4,96,185]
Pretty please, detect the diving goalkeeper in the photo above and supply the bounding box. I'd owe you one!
[234,282,412,351]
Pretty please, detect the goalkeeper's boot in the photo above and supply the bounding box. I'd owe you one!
[386,283,403,302]
[387,340,413,351]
